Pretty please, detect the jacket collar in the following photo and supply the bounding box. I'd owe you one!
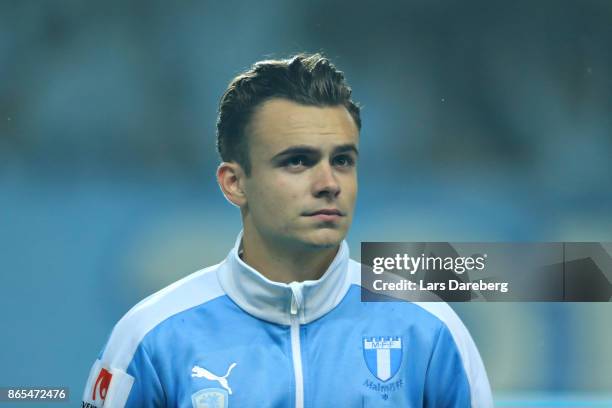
[217,231,352,325]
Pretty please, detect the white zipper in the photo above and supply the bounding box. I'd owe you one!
[289,283,304,408]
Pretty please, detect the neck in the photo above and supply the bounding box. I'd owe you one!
[240,226,339,284]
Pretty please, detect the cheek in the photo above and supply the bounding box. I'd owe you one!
[342,176,358,198]
[251,179,299,214]
[274,183,302,210]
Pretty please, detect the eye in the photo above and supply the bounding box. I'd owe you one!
[284,155,309,169]
[333,154,355,168]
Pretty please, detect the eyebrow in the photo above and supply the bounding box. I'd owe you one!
[271,144,359,161]
[333,144,359,156]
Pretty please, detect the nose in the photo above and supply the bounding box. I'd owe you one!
[312,162,341,199]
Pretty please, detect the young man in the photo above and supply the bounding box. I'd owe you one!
[82,54,493,408]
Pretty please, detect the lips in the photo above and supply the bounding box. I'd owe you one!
[303,209,345,223]
[305,209,344,216]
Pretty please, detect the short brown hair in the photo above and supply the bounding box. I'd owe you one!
[216,53,361,175]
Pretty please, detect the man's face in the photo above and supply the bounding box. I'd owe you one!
[242,98,359,250]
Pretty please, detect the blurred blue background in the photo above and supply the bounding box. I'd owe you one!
[1,1,611,406]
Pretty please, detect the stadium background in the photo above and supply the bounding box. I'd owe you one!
[1,1,611,406]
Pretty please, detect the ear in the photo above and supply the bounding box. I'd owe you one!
[217,162,247,208]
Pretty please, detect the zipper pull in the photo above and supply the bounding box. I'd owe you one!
[291,295,298,315]
[289,282,302,316]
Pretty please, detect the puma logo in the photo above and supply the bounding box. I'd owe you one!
[191,363,237,395]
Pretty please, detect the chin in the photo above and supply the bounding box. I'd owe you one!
[300,228,346,249]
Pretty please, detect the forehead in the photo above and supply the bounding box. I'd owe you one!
[246,98,359,156]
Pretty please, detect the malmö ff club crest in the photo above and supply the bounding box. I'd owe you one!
[363,336,403,382]
[191,388,228,408]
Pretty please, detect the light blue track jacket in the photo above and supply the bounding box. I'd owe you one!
[82,232,493,407]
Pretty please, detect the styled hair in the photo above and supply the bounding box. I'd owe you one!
[216,53,361,175]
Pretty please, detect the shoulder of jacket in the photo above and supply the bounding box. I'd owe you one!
[101,262,226,370]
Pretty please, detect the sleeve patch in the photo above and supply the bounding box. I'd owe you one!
[82,359,135,408]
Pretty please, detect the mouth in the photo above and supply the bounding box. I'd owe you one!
[303,209,345,222]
